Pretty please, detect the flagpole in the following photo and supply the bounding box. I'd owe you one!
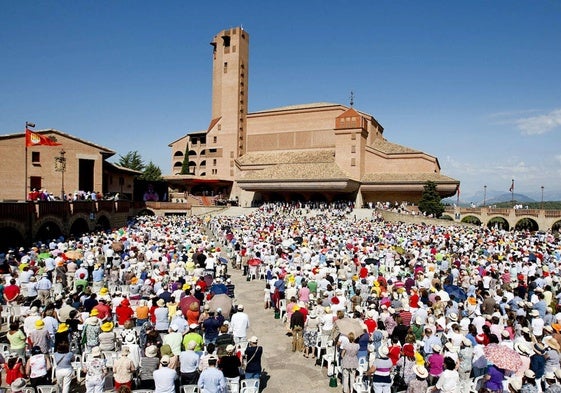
[24,121,36,201]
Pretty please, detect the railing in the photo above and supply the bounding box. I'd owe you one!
[545,210,561,218]
[71,201,95,214]
[0,202,36,221]
[144,202,191,210]
[487,208,511,215]
[36,201,71,218]
[514,209,539,217]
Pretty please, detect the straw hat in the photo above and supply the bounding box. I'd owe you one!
[157,299,166,307]
[544,336,560,351]
[524,369,536,379]
[413,365,428,379]
[90,309,99,316]
[160,355,170,365]
[145,345,158,357]
[249,336,258,344]
[57,323,69,333]
[508,377,523,392]
[432,344,442,353]
[35,319,45,330]
[226,344,235,353]
[378,346,390,357]
[99,287,109,296]
[10,378,27,392]
[101,321,114,332]
[448,313,458,322]
[187,340,197,350]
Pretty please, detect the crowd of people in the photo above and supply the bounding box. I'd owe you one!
[1,200,561,393]
[209,202,561,393]
[0,214,264,393]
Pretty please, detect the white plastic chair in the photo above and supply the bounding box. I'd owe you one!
[240,379,260,390]
[279,298,287,321]
[353,375,370,393]
[357,357,368,376]
[321,344,336,369]
[180,385,199,393]
[132,390,154,393]
[469,375,485,393]
[36,385,58,393]
[239,388,258,393]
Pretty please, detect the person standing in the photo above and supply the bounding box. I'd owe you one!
[244,336,263,380]
[198,355,227,393]
[340,332,359,393]
[229,304,250,344]
[113,346,136,390]
[83,346,107,393]
[53,342,74,393]
[153,355,178,393]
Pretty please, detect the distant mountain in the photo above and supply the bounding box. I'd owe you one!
[442,191,536,207]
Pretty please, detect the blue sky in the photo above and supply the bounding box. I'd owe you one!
[2,1,560,201]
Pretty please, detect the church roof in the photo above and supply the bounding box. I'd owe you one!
[250,102,339,114]
[361,172,458,183]
[237,149,336,165]
[373,138,421,154]
[239,162,352,181]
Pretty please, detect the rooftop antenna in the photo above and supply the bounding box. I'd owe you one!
[349,91,354,107]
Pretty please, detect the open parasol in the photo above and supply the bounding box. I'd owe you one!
[483,343,522,371]
[334,318,364,338]
[248,258,261,267]
[64,250,83,260]
[208,293,233,319]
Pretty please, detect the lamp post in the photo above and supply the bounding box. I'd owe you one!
[483,185,487,207]
[55,149,66,200]
[541,186,544,209]
[24,121,36,200]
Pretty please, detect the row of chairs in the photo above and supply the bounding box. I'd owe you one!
[131,379,260,393]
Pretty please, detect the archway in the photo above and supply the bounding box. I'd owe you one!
[69,218,90,237]
[487,217,509,230]
[35,221,63,243]
[514,218,539,231]
[461,215,482,226]
[96,215,112,231]
[0,226,26,253]
[136,209,155,217]
[552,220,561,233]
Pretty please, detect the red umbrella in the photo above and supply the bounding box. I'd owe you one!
[483,344,522,371]
[248,258,261,267]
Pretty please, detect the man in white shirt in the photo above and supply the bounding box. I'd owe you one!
[229,304,250,344]
[153,355,177,393]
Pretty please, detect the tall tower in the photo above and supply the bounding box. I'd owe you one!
[209,27,249,180]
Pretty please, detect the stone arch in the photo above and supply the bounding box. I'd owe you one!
[96,214,112,231]
[487,216,510,230]
[34,217,64,242]
[69,216,91,237]
[514,217,539,231]
[461,215,482,226]
[0,221,27,252]
[136,208,156,216]
[552,220,561,233]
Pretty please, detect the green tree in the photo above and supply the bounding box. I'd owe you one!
[418,181,445,218]
[118,151,145,172]
[140,161,163,181]
[180,147,190,174]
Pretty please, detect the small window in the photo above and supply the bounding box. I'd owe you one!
[351,145,356,153]
[31,151,40,164]
[223,62,228,73]
[213,159,217,166]
[213,136,217,143]
[217,124,221,131]
[351,158,356,166]
[351,133,356,140]
[30,176,42,191]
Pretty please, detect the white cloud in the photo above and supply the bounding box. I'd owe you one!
[515,108,561,135]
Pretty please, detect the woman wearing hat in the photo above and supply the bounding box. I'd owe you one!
[521,369,539,393]
[83,346,107,393]
[139,345,159,389]
[82,309,101,351]
[116,298,135,326]
[366,345,393,393]
[113,346,136,390]
[397,343,417,384]
[98,321,117,351]
[54,322,71,349]
[154,298,170,333]
[218,344,242,391]
[407,365,429,393]
[25,346,51,389]
[426,344,444,386]
[543,336,560,375]
[303,309,320,359]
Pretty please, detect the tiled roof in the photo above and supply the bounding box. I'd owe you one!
[373,138,420,154]
[250,102,340,114]
[239,162,352,181]
[361,172,458,183]
[237,149,336,165]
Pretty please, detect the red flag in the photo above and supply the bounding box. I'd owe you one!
[509,179,514,192]
[25,129,61,147]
